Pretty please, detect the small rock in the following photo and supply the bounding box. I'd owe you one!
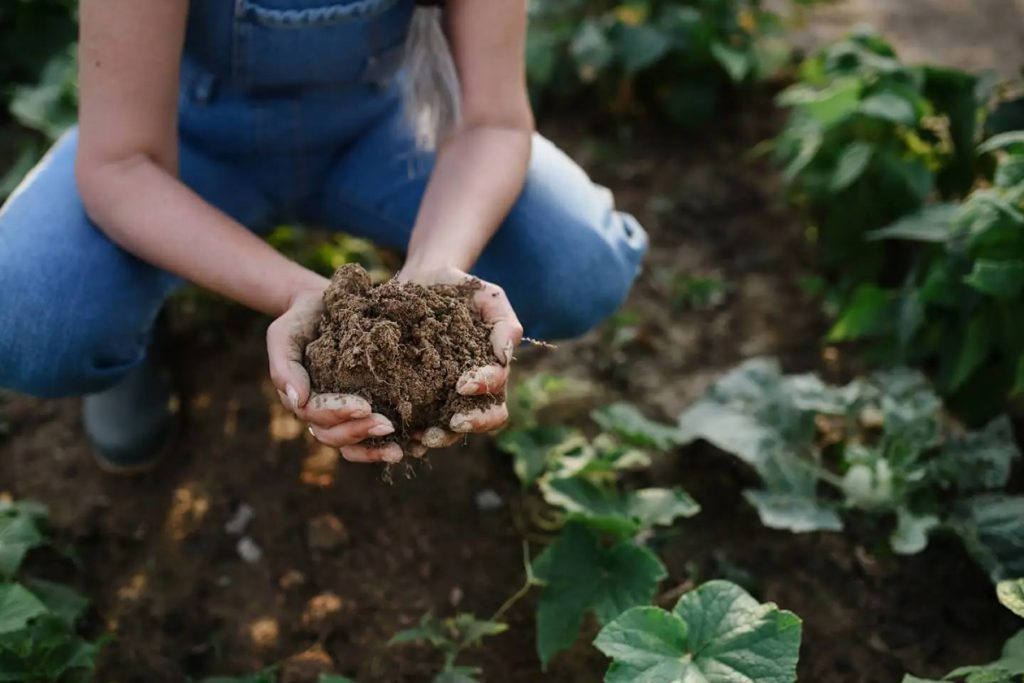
[307,514,350,552]
[279,569,307,590]
[475,489,503,511]
[224,503,255,535]
[237,536,263,563]
[301,591,347,633]
[280,645,336,683]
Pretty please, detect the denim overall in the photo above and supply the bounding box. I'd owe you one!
[0,0,648,398]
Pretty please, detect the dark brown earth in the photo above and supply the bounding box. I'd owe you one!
[0,101,1018,682]
[305,264,495,449]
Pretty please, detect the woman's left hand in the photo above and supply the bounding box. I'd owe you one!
[373,265,523,460]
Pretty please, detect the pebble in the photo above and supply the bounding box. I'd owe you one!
[224,503,255,535]
[475,489,503,511]
[237,536,263,563]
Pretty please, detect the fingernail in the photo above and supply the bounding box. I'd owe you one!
[457,381,480,396]
[451,419,473,433]
[503,341,514,365]
[352,408,371,419]
[369,422,395,437]
[308,425,316,437]
[285,384,299,411]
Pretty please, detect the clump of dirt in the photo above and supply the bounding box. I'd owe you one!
[304,264,497,448]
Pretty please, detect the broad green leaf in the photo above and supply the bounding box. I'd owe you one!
[830,142,874,192]
[945,630,1024,681]
[742,490,843,533]
[867,204,959,243]
[891,508,940,555]
[858,92,917,124]
[0,583,47,634]
[0,507,46,579]
[829,285,897,341]
[497,426,577,486]
[534,523,665,666]
[710,42,750,82]
[965,261,1024,299]
[952,495,1024,582]
[678,399,779,466]
[23,578,88,626]
[777,78,862,128]
[997,579,1024,619]
[591,403,681,451]
[948,312,994,392]
[570,19,614,81]
[319,677,357,683]
[540,478,698,536]
[613,24,670,74]
[930,417,1020,492]
[979,132,1024,154]
[434,668,481,683]
[594,580,802,683]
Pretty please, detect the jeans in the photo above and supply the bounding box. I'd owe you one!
[0,0,648,398]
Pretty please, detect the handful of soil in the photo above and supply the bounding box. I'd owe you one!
[304,264,498,449]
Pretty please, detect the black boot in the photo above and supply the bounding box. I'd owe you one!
[83,353,180,474]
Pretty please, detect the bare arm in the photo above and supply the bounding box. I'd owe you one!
[400,0,534,277]
[75,0,327,318]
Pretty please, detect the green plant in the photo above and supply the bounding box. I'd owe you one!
[198,670,277,683]
[390,613,508,683]
[0,501,105,683]
[497,395,700,666]
[594,580,802,683]
[678,357,1023,580]
[526,0,807,128]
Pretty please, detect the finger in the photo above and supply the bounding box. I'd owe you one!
[299,393,373,426]
[473,284,524,365]
[450,403,509,434]
[310,414,394,447]
[456,364,509,396]
[267,300,324,409]
[341,443,404,464]
[419,427,462,448]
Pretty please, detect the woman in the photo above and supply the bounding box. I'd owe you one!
[0,0,648,471]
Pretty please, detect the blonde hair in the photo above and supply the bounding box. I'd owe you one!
[401,6,462,150]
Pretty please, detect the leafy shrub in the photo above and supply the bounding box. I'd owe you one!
[390,613,508,683]
[678,357,1023,581]
[526,0,815,128]
[0,500,104,683]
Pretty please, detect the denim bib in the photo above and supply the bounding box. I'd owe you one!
[184,0,414,93]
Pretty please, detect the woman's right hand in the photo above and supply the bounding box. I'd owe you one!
[266,289,403,463]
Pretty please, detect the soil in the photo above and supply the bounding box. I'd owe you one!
[304,264,495,449]
[1,99,1019,682]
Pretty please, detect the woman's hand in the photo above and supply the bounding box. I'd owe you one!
[266,289,404,464]
[397,266,524,458]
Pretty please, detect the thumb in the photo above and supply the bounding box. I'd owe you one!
[267,316,313,410]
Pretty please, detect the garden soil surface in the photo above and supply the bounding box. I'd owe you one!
[1,103,1020,682]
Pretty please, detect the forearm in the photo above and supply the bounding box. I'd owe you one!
[403,123,531,275]
[78,156,327,317]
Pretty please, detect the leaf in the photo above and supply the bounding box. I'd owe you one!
[319,677,358,683]
[534,523,666,666]
[979,131,1024,154]
[965,261,1024,299]
[890,508,940,555]
[613,24,670,74]
[828,285,897,341]
[948,312,994,392]
[0,583,47,634]
[867,204,959,243]
[742,490,843,533]
[997,579,1024,619]
[540,478,698,537]
[777,78,862,127]
[591,403,681,451]
[710,42,751,82]
[930,417,1020,492]
[951,495,1024,582]
[945,630,1024,681]
[434,668,481,683]
[23,578,89,626]
[0,505,47,579]
[858,92,917,124]
[830,142,874,192]
[570,19,614,81]
[497,426,577,486]
[594,580,802,683]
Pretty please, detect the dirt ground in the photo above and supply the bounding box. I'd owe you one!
[1,97,1019,682]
